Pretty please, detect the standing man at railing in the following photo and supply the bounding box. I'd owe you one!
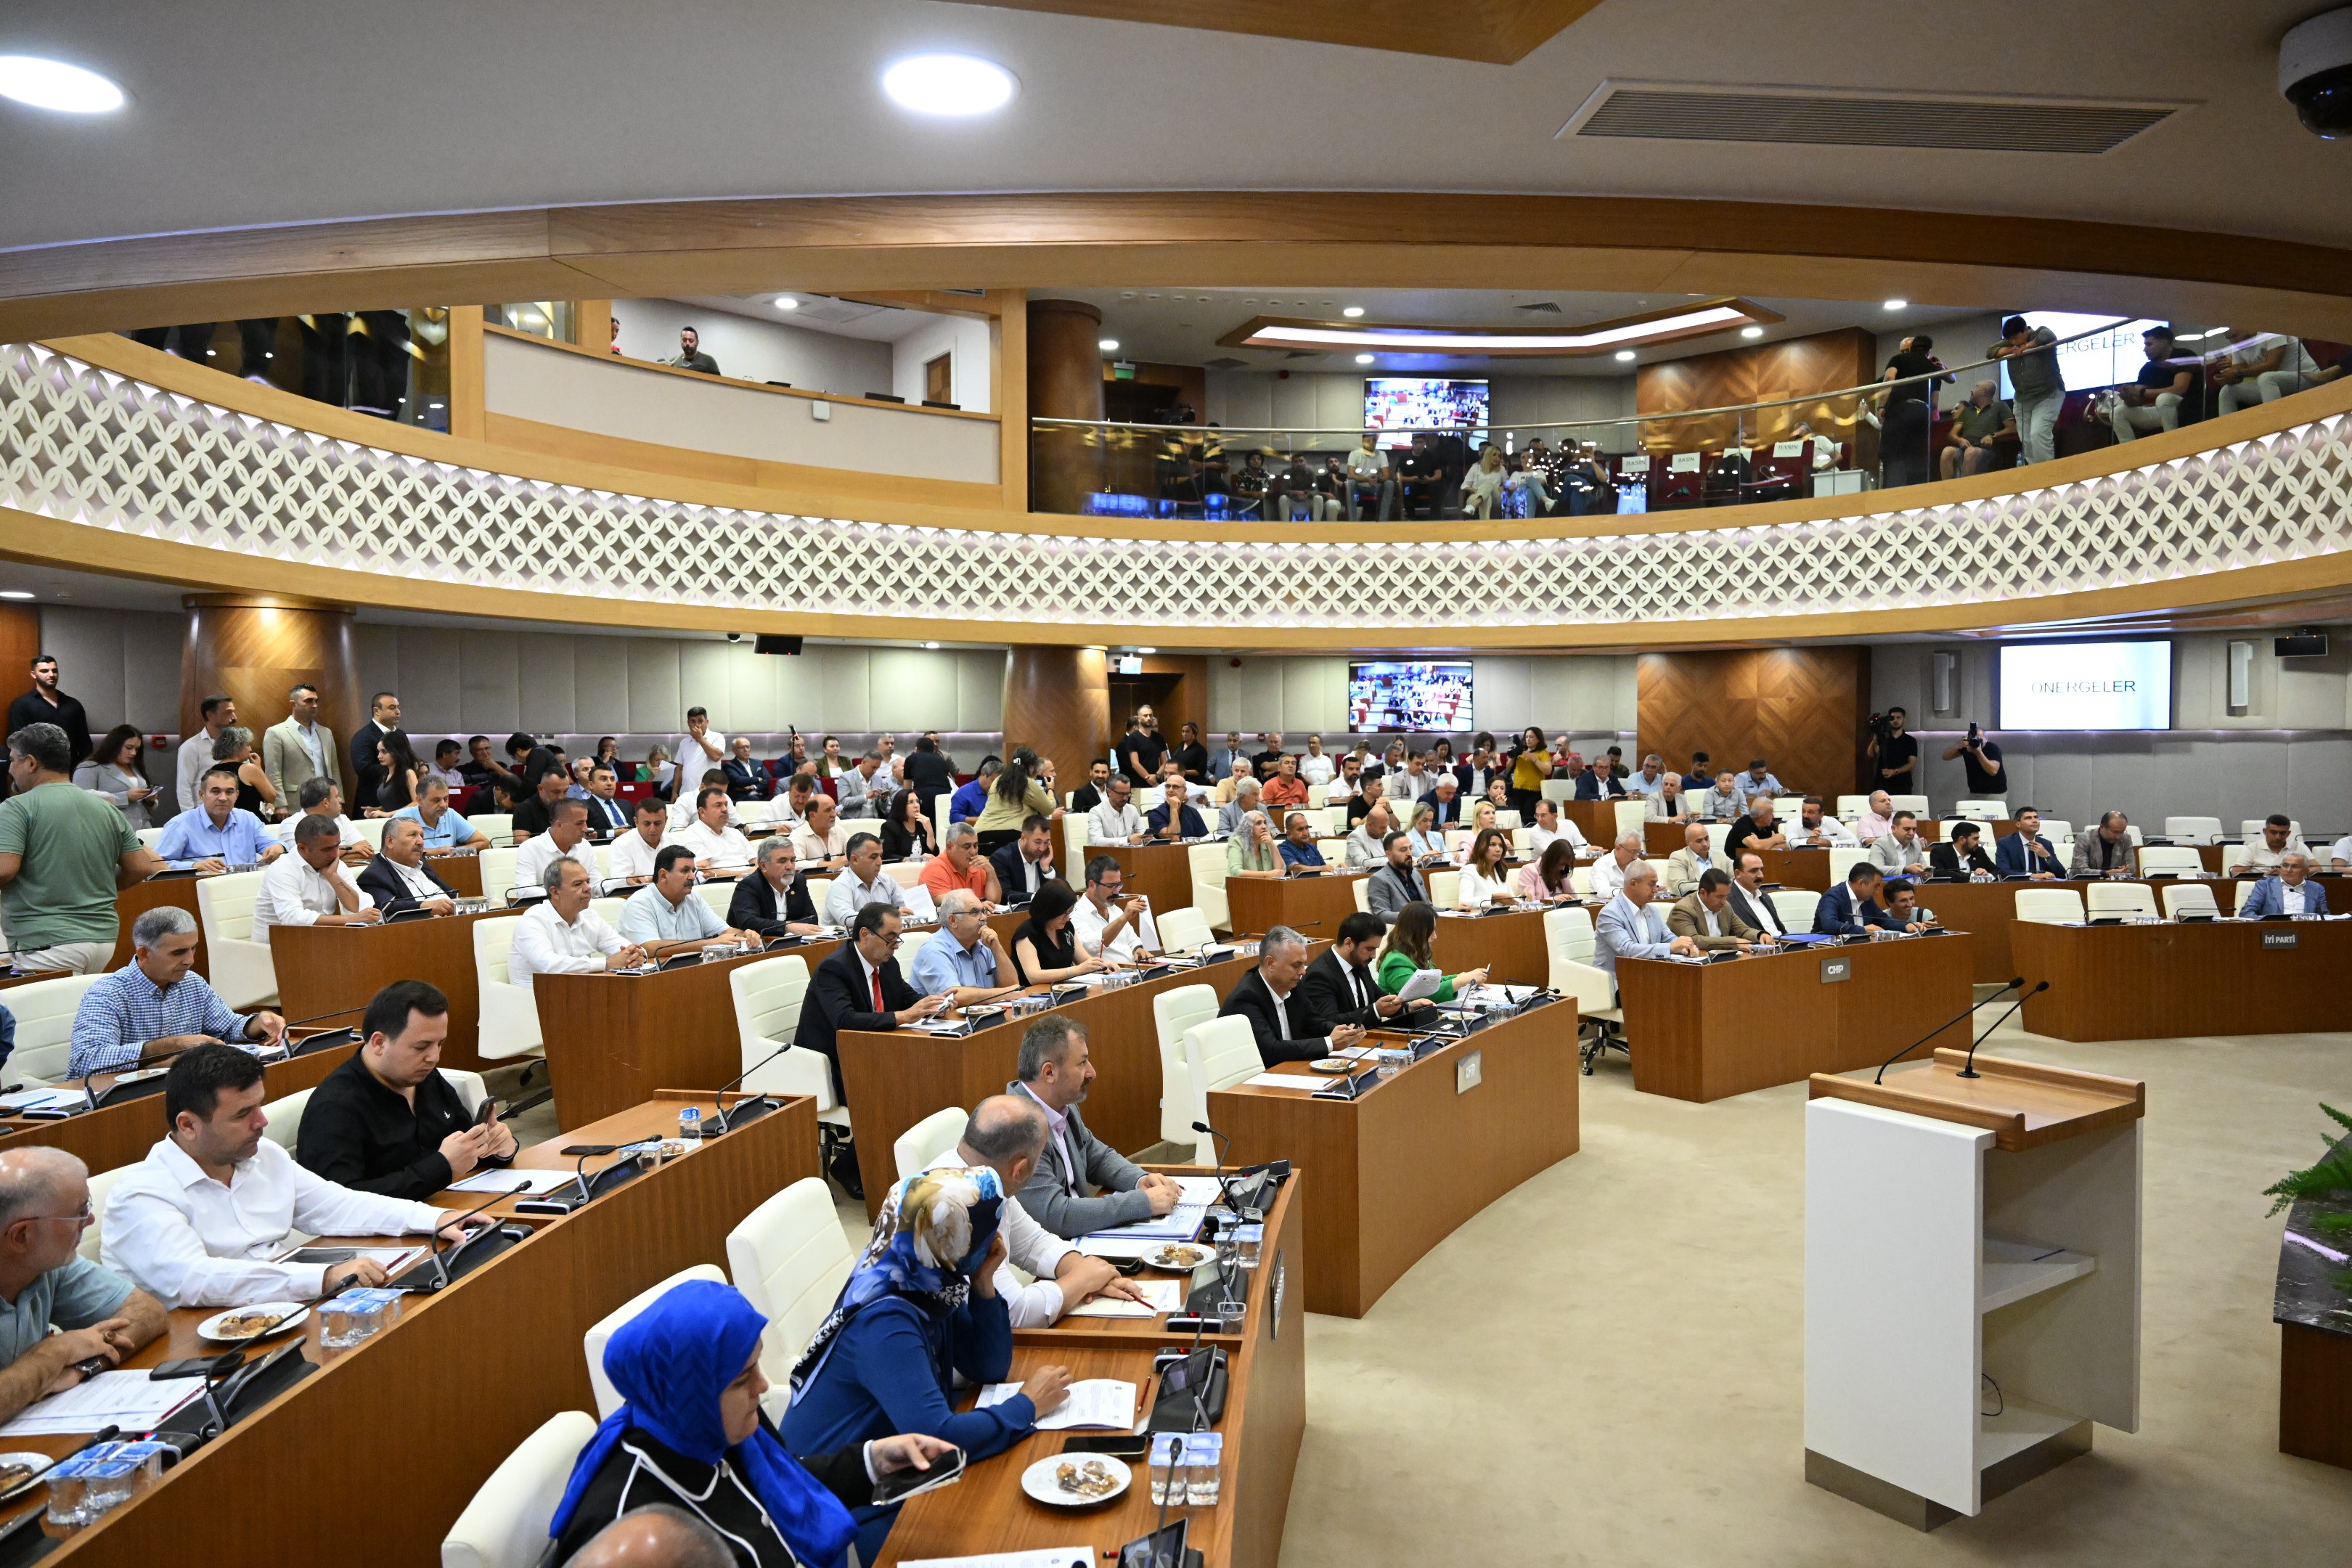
[1990,317,2064,466]
[665,325,719,376]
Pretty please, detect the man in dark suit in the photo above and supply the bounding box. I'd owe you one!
[1297,913,1405,1034]
[1008,1015,1180,1238]
[721,739,770,804]
[1724,851,1788,940]
[728,838,822,940]
[902,735,957,803]
[1929,821,1998,879]
[579,766,630,835]
[989,817,1056,907]
[1813,864,1897,936]
[1426,775,1464,827]
[1069,760,1111,817]
[1217,926,1368,1067]
[1572,758,1626,800]
[1366,833,1430,925]
[347,691,401,810]
[795,905,947,1193]
[355,817,460,917]
[1993,807,2065,879]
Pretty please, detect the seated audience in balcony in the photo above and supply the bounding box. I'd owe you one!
[1460,446,1508,520]
[2210,329,2326,413]
[1230,452,1269,519]
[1396,433,1445,518]
[1344,433,1394,520]
[2110,324,2200,441]
[1940,380,2015,479]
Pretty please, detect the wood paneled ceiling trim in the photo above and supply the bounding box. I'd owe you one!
[939,1,1604,64]
[1217,297,1784,357]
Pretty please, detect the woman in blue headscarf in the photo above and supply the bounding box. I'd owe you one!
[549,1279,953,1567]
[783,1166,1073,1561]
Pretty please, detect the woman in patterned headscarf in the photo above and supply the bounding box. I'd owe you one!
[783,1166,1071,1561]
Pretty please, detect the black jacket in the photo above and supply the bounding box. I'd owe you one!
[354,854,457,916]
[903,749,956,801]
[578,791,629,835]
[549,1422,870,1568]
[1929,841,1998,878]
[1296,947,1389,1034]
[728,870,818,937]
[796,941,918,1096]
[1218,966,1328,1067]
[989,842,1055,906]
[295,1052,507,1200]
[348,719,393,812]
[722,757,770,802]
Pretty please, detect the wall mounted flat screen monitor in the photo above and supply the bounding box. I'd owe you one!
[1349,661,1474,732]
[1997,313,2168,396]
[1363,378,1489,451]
[1997,640,2172,730]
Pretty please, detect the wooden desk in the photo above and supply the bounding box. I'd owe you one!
[1760,847,1832,890]
[884,1175,1305,1568]
[1617,934,1976,1103]
[1557,800,1624,846]
[840,957,1253,1218]
[269,909,518,1074]
[1098,839,1199,914]
[1210,1003,1579,1316]
[1429,905,1551,986]
[0,968,68,992]
[1225,872,1366,939]
[33,1091,813,1564]
[0,1043,357,1175]
[109,875,208,976]
[1013,1175,1300,1348]
[433,852,486,897]
[2011,918,2352,1042]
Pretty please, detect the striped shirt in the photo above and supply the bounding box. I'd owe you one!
[69,963,252,1079]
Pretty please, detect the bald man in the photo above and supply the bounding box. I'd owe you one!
[563,1503,732,1568]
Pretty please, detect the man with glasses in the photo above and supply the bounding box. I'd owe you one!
[907,889,1017,1005]
[0,1146,168,1423]
[1071,855,1152,963]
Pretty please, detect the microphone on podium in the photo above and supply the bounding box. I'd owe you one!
[1956,981,2047,1078]
[1872,976,2022,1085]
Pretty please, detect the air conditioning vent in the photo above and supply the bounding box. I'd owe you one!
[1516,301,1563,314]
[1559,80,2187,154]
[1282,350,1321,360]
[791,295,898,326]
[1204,356,1249,371]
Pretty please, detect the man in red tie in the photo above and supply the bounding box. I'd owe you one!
[796,904,947,1197]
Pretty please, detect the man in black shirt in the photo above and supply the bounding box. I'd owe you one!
[1941,727,2006,800]
[1251,732,1288,774]
[1396,434,1444,518]
[5,653,92,768]
[2110,324,2201,441]
[1116,707,1167,786]
[1877,335,1950,489]
[1868,706,1920,792]
[295,981,515,1201]
[1722,796,1789,866]
[902,735,956,801]
[508,767,569,842]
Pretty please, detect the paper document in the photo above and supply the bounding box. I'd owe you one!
[0,1087,82,1113]
[1169,1176,1225,1205]
[901,883,938,922]
[1394,968,1445,1003]
[1328,1045,1379,1061]
[1074,1236,1165,1260]
[976,1378,1138,1431]
[1064,1279,1185,1318]
[1241,1072,1317,1091]
[1087,1204,1207,1244]
[449,1168,579,1195]
[0,1371,202,1437]
[902,1550,1098,1568]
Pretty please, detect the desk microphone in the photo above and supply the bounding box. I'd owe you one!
[1871,977,2022,1085]
[700,1048,791,1137]
[1956,981,2046,1079]
[411,1185,519,1291]
[1190,1120,1230,1188]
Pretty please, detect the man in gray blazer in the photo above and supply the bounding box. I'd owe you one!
[261,682,340,808]
[1365,831,1430,925]
[1009,1015,1183,1240]
[1593,862,1699,1001]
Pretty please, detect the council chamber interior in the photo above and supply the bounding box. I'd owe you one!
[0,4,2348,1565]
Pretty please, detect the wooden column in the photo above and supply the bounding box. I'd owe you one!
[570,298,613,356]
[990,287,1028,514]
[1002,646,1108,781]
[0,605,41,693]
[447,304,486,441]
[180,595,361,754]
[1026,298,1105,515]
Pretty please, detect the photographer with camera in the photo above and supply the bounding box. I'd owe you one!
[1864,707,1918,793]
[1940,723,2006,804]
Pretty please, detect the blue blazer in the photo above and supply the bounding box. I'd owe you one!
[2239,877,2328,918]
[1995,830,2064,878]
[1574,772,1625,800]
[1813,883,1895,936]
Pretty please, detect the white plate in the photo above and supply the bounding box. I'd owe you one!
[197,1302,311,1343]
[1021,1453,1130,1508]
[0,1453,49,1500]
[1143,1244,1212,1272]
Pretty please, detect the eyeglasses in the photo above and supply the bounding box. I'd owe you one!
[20,1201,93,1227]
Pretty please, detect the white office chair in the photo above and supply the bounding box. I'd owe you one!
[1509,827,1534,856]
[134,826,165,852]
[591,843,613,878]
[79,1165,127,1264]
[2163,815,2223,845]
[473,920,547,1069]
[2233,879,2263,915]
[468,813,514,846]
[1061,814,1089,873]
[879,860,924,891]
[1187,841,1230,934]
[1770,889,1821,931]
[805,878,833,915]
[931,794,954,833]
[1612,800,1647,841]
[894,1106,967,1183]
[898,930,930,970]
[585,1265,730,1418]
[441,1067,489,1116]
[2137,846,2203,878]
[1569,867,1594,897]
[1702,822,1732,857]
[441,1410,600,1568]
[2161,882,2221,920]
[1828,846,1871,883]
[1443,827,1474,858]
[1495,809,1523,832]
[1352,878,1371,914]
[259,1086,313,1151]
[1639,859,1673,890]
[1154,905,1211,954]
[1540,780,1577,803]
[478,846,520,907]
[1,973,103,1084]
[1543,907,1622,1074]
[2014,889,2085,924]
[726,955,847,1172]
[588,896,630,927]
[196,870,279,1009]
[1834,794,1871,820]
[1954,800,2004,820]
[726,1178,854,1417]
[2086,883,2158,922]
[350,817,388,851]
[1427,869,1460,909]
[1305,783,1329,809]
[2038,820,2074,843]
[1889,795,1932,818]
[1151,984,1221,1158]
[694,881,735,921]
[1183,1016,1263,1116]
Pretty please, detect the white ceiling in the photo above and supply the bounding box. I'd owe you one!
[1,0,2343,258]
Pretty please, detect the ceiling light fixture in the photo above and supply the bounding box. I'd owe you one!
[775,296,799,311]
[924,641,939,649]
[1228,298,1776,358]
[1741,325,1764,339]
[1342,306,1365,318]
[0,55,126,114]
[881,53,1016,116]
[0,592,32,601]
[1882,298,1908,310]
[1355,353,1374,364]
[1099,338,1119,352]
[1614,349,1636,362]
[1137,646,1157,654]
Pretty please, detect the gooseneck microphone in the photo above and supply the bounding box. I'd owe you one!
[1956,980,2048,1078]
[701,1047,792,1137]
[1873,977,2022,1085]
[1190,1120,1230,1188]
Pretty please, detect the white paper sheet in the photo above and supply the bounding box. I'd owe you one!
[1240,1072,1318,1091]
[449,1168,579,1194]
[976,1378,1138,1431]
[0,1371,203,1437]
[1169,1176,1225,1204]
[1393,967,1445,1003]
[1063,1279,1184,1318]
[901,1551,1097,1568]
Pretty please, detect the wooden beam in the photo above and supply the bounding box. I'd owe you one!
[935,0,1605,65]
[446,306,486,441]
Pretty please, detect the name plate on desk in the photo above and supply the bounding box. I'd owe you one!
[1820,955,1852,983]
[1455,1050,1482,1094]
[2263,931,2300,948]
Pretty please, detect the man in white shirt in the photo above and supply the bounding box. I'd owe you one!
[823,833,906,926]
[514,798,600,895]
[605,796,672,886]
[836,752,889,819]
[1298,735,1336,788]
[1527,797,1588,857]
[2329,832,2352,872]
[176,694,240,812]
[255,814,381,943]
[673,787,756,871]
[2234,814,2310,875]
[1589,832,1643,900]
[1856,789,1897,844]
[1085,775,1148,846]
[764,773,817,831]
[102,1044,457,1307]
[1622,754,1668,804]
[274,776,372,857]
[2213,330,2325,413]
[920,1098,1144,1328]
[1071,854,1151,963]
[617,846,747,955]
[1787,798,1857,847]
[509,859,645,990]
[791,795,851,870]
[671,707,726,801]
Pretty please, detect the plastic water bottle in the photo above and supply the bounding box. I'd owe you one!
[678,1105,702,1140]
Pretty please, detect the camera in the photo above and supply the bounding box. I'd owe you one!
[2281,7,2352,138]
[1866,711,1895,744]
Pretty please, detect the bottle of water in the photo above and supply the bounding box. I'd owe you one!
[678,1105,702,1140]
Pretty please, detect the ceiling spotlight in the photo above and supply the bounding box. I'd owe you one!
[1882,298,1908,311]
[775,296,799,311]
[0,591,32,601]
[1741,325,1764,339]
[1355,353,1374,364]
[1342,306,1365,318]
[1099,338,1119,352]
[0,56,126,114]
[923,641,939,650]
[1137,646,1157,654]
[1614,349,1636,362]
[881,53,1016,116]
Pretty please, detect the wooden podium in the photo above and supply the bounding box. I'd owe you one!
[1803,1052,2144,1530]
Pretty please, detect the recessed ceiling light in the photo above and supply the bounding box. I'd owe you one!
[1355,354,1375,364]
[923,641,939,650]
[1882,298,1908,311]
[0,591,33,601]
[1342,306,1365,318]
[881,53,1016,116]
[0,56,126,114]
[1099,338,1119,352]
[1137,646,1157,654]
[775,296,799,311]
[1741,326,1764,339]
[1614,349,1636,362]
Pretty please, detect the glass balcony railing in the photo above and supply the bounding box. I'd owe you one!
[122,309,456,430]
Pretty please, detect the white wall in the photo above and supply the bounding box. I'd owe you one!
[891,313,994,413]
[1871,634,2352,828]
[612,299,892,398]
[1876,313,2009,393]
[1203,369,1636,450]
[1489,375,1638,450]
[1207,654,1638,742]
[38,606,183,735]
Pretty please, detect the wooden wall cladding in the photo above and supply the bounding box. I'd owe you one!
[1635,328,1878,455]
[936,0,1602,63]
[177,595,362,757]
[1003,645,1109,783]
[1636,647,1869,797]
